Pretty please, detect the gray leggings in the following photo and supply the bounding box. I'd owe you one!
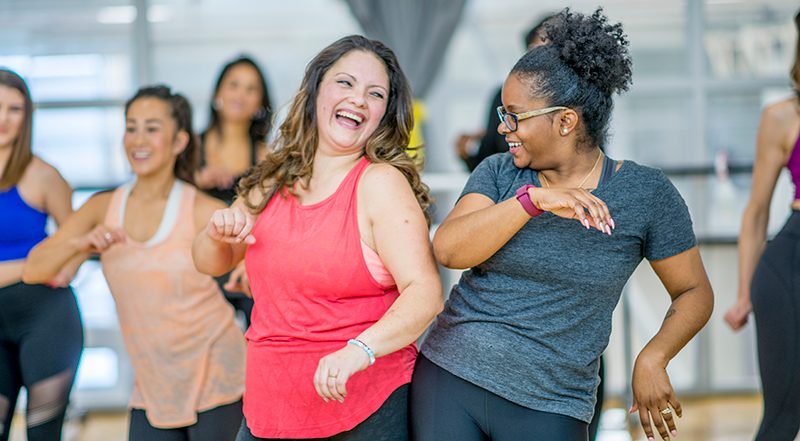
[751,211,800,440]
[410,354,588,441]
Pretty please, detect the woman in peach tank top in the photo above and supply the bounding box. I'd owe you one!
[25,86,245,441]
[193,35,444,440]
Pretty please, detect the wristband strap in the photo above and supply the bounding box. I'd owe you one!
[515,184,544,217]
[347,339,376,366]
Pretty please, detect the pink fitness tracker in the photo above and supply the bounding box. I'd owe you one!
[515,184,544,217]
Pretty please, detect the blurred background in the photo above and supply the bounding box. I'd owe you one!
[1,0,797,440]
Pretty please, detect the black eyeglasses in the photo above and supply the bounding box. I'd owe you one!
[496,105,568,132]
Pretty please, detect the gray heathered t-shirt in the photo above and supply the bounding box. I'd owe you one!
[421,153,696,423]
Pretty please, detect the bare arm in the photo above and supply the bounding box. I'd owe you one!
[356,164,443,356]
[0,261,25,287]
[38,158,87,286]
[23,193,112,284]
[38,158,73,226]
[314,164,443,402]
[725,103,794,330]
[631,247,714,441]
[433,186,612,269]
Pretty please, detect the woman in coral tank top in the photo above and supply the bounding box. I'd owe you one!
[193,35,444,441]
[24,86,246,441]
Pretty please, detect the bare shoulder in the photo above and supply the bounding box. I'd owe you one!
[361,162,412,194]
[25,156,67,185]
[762,97,799,127]
[359,162,419,220]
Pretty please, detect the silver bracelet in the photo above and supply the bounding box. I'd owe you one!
[347,339,376,366]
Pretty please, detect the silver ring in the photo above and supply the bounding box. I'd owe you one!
[103,232,113,241]
[660,407,672,415]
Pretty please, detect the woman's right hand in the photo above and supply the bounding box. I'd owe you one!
[206,207,256,244]
[724,299,752,331]
[529,187,614,235]
[77,226,126,254]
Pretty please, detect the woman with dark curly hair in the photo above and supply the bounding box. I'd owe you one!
[411,8,713,441]
[724,8,800,441]
[193,35,443,440]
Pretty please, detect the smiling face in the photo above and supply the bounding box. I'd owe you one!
[499,74,563,170]
[124,97,187,178]
[314,50,390,156]
[0,85,27,151]
[215,62,264,123]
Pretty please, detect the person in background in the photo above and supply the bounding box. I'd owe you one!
[197,55,274,327]
[24,85,245,441]
[412,8,713,441]
[193,35,443,440]
[0,68,83,441]
[454,13,556,172]
[724,8,800,441]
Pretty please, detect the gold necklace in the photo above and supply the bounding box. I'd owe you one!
[540,151,603,190]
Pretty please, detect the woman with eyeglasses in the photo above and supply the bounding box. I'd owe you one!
[724,8,800,440]
[411,8,713,441]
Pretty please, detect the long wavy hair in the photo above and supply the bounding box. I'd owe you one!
[237,35,431,224]
[125,85,198,185]
[0,69,34,190]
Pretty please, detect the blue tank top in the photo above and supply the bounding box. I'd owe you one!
[0,186,48,261]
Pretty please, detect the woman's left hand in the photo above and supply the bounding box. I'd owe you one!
[313,344,372,403]
[630,354,682,441]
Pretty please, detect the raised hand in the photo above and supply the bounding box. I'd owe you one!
[206,206,256,244]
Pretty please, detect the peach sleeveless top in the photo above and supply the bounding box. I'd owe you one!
[100,180,245,428]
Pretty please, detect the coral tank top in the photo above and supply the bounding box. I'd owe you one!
[242,157,416,438]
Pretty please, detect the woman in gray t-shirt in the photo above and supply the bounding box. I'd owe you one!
[411,8,714,441]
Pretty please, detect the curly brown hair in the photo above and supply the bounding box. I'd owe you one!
[237,35,431,225]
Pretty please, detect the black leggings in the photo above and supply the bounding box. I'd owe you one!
[750,211,800,440]
[235,384,409,441]
[588,356,604,441]
[129,399,243,441]
[410,354,588,441]
[0,282,83,441]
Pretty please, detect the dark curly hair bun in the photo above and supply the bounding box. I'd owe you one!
[546,7,632,96]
